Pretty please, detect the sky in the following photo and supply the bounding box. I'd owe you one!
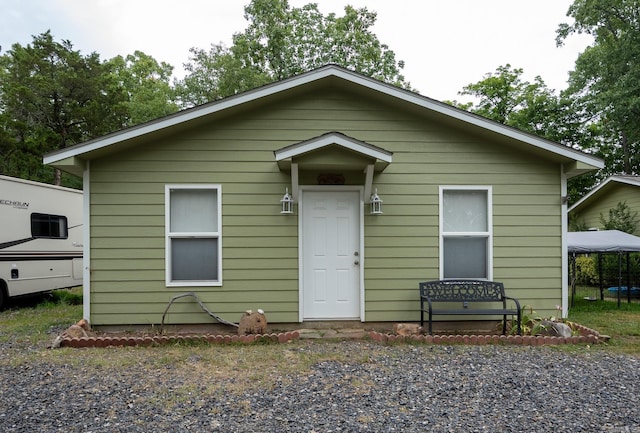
[1,0,593,102]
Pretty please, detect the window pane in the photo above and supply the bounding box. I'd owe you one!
[443,237,487,279]
[171,238,218,281]
[443,190,487,232]
[170,189,218,232]
[31,213,68,239]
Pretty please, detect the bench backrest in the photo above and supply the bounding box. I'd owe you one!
[420,280,506,302]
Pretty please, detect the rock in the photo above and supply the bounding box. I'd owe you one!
[50,319,91,348]
[536,320,573,338]
[76,319,90,331]
[393,323,423,336]
[551,322,573,338]
[238,309,267,335]
[64,324,88,339]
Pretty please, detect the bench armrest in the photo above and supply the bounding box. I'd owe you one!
[502,295,521,312]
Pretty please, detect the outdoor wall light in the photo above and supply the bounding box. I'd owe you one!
[370,188,383,215]
[280,187,294,214]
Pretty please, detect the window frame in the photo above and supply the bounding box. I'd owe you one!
[165,184,222,287]
[31,213,69,239]
[439,186,493,280]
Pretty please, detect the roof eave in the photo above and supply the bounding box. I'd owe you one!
[46,156,86,177]
[44,65,605,171]
[569,175,640,212]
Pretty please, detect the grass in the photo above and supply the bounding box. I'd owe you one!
[0,288,359,394]
[0,287,83,346]
[568,288,640,355]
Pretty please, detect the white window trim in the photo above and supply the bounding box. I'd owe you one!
[439,185,493,280]
[165,184,222,287]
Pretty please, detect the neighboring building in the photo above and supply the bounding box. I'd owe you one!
[44,65,603,327]
[569,175,640,236]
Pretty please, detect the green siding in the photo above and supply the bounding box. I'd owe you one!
[88,88,564,325]
[572,182,640,236]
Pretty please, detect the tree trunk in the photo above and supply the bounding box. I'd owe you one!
[54,168,62,186]
[622,130,630,174]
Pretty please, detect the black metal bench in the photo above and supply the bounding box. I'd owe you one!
[419,280,522,335]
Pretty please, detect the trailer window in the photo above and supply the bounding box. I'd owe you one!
[31,213,69,239]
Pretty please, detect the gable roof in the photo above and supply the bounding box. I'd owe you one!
[274,131,392,170]
[44,64,604,177]
[569,175,640,213]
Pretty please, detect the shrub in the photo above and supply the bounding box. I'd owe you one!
[574,255,599,285]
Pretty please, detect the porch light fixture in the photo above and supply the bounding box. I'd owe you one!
[280,188,294,214]
[370,189,383,215]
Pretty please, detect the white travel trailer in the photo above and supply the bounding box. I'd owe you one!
[0,175,83,308]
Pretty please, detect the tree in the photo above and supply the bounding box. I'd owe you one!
[107,51,179,126]
[451,64,604,203]
[452,65,583,143]
[175,0,411,107]
[0,31,128,186]
[176,44,271,107]
[557,0,640,175]
[599,201,639,233]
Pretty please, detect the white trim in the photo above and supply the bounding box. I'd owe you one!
[44,65,601,170]
[274,132,393,163]
[439,186,493,280]
[291,163,299,201]
[297,185,365,322]
[364,164,374,202]
[569,175,640,212]
[561,167,569,318]
[82,162,91,322]
[165,184,222,287]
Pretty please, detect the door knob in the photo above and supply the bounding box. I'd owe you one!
[354,260,360,265]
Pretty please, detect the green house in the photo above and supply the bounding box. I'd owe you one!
[569,175,640,236]
[44,65,603,328]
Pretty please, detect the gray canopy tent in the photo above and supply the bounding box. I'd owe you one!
[568,230,640,307]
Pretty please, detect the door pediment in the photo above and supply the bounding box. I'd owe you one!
[274,131,392,173]
[274,132,392,203]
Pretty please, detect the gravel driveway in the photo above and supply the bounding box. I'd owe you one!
[1,339,639,433]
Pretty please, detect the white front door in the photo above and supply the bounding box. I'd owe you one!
[302,190,361,320]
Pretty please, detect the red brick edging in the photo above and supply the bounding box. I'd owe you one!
[60,331,300,348]
[368,324,605,345]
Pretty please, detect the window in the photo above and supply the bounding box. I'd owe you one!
[439,187,492,280]
[166,185,221,286]
[31,213,68,239]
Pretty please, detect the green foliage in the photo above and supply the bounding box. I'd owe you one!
[0,32,180,186]
[106,51,179,125]
[0,31,128,185]
[569,212,589,231]
[49,288,83,306]
[574,255,599,285]
[451,64,598,206]
[599,201,639,233]
[175,0,411,107]
[452,64,584,144]
[567,172,601,207]
[511,305,544,335]
[510,305,577,336]
[176,43,271,106]
[558,0,640,175]
[595,252,640,287]
[574,250,640,289]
